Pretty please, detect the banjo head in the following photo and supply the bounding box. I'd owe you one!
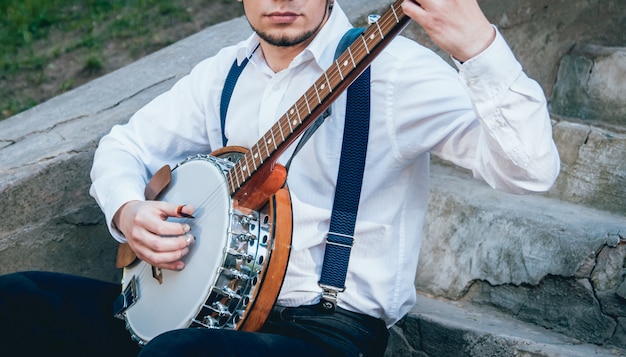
[121,154,271,344]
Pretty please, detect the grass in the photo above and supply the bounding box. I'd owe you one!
[0,0,244,120]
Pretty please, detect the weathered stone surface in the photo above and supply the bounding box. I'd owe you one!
[386,294,623,356]
[597,291,626,319]
[464,277,617,345]
[612,318,626,348]
[549,121,626,214]
[618,281,626,300]
[550,45,626,125]
[418,164,624,298]
[370,0,626,99]
[479,0,626,98]
[592,242,626,292]
[0,151,120,281]
[0,207,120,282]
[419,163,626,346]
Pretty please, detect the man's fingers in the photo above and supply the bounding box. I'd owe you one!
[144,233,195,252]
[402,0,426,19]
[402,0,493,62]
[134,235,192,270]
[152,220,193,237]
[116,200,197,270]
[138,248,190,270]
[158,261,187,271]
[140,245,189,262]
[142,202,195,237]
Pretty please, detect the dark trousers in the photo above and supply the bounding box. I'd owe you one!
[0,271,140,357]
[0,271,388,357]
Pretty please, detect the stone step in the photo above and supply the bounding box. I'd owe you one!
[386,293,625,356]
[420,162,626,347]
[550,120,626,216]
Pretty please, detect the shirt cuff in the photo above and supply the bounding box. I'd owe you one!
[455,26,523,102]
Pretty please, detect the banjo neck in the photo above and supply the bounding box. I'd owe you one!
[228,0,410,206]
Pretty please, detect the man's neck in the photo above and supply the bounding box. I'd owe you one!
[259,39,311,73]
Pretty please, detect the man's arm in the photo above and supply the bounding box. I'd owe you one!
[89,55,221,270]
[402,0,560,193]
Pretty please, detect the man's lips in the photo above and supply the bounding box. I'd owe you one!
[266,11,300,24]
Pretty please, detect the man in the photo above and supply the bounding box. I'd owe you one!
[0,0,559,356]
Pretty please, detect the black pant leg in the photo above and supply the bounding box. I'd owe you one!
[138,304,388,357]
[138,328,332,357]
[0,271,141,357]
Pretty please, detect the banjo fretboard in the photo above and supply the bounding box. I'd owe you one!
[226,0,410,195]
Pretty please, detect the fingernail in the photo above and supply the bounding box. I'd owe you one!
[177,205,195,219]
[176,263,185,270]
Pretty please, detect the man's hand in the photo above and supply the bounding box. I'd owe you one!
[402,0,495,63]
[114,200,196,270]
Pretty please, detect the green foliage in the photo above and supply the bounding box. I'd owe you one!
[82,53,104,75]
[0,0,191,64]
[0,0,204,119]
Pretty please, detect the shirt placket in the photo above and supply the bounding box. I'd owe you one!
[258,71,292,138]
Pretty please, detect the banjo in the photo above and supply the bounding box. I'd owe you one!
[113,0,411,345]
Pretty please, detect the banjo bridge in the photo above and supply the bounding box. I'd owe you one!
[151,266,163,284]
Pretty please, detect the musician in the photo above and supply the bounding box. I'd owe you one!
[0,0,559,356]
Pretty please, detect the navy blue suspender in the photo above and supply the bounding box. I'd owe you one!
[220,57,249,147]
[220,28,370,311]
[317,28,370,311]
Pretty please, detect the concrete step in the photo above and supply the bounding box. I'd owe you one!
[420,162,626,347]
[386,293,625,356]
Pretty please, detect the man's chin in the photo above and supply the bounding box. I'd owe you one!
[258,31,314,47]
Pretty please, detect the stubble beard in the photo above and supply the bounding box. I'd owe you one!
[252,21,323,47]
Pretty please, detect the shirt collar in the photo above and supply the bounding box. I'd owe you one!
[235,1,353,70]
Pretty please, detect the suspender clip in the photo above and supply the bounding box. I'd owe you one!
[319,283,345,312]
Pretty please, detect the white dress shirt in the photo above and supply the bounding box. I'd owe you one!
[90,3,560,326]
